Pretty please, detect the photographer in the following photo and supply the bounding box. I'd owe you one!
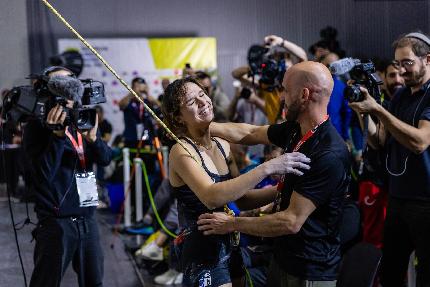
[119,77,160,147]
[24,66,112,287]
[235,35,307,124]
[227,85,267,161]
[349,32,430,287]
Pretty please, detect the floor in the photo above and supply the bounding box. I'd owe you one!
[0,200,142,287]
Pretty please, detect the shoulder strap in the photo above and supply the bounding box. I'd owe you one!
[180,137,211,173]
[212,138,230,166]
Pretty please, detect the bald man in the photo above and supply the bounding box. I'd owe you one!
[199,62,351,287]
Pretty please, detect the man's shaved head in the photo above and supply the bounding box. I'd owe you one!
[282,61,334,121]
[284,61,334,99]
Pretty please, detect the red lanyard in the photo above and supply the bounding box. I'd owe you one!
[65,128,86,170]
[139,102,144,120]
[292,115,329,152]
[276,115,329,192]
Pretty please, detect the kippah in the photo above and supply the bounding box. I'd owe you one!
[405,32,430,46]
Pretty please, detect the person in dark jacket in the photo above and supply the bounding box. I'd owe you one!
[24,66,112,287]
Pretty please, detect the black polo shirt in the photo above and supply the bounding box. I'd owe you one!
[386,80,430,201]
[267,119,350,280]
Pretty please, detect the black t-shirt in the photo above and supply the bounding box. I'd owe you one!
[267,120,350,280]
[387,80,430,200]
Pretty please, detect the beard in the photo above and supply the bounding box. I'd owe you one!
[387,83,403,96]
[285,100,301,122]
[403,63,426,88]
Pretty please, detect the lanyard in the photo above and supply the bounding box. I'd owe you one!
[139,102,144,120]
[292,114,329,152]
[276,115,329,193]
[65,128,86,170]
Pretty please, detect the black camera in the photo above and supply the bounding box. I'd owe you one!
[240,87,252,99]
[247,44,287,88]
[2,76,106,130]
[342,60,382,103]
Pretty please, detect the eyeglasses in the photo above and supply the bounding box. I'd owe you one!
[392,59,416,69]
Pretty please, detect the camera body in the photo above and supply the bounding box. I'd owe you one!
[247,44,287,88]
[343,60,382,103]
[2,78,106,130]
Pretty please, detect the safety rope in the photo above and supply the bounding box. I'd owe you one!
[141,162,177,238]
[41,0,197,163]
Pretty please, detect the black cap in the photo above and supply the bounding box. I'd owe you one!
[132,77,146,85]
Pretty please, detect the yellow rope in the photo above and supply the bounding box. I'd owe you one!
[41,0,197,162]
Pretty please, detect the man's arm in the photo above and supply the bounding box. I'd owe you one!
[264,35,308,62]
[170,142,309,210]
[282,39,308,62]
[374,106,430,154]
[235,186,278,211]
[350,89,430,154]
[232,66,258,89]
[210,122,270,145]
[248,93,266,114]
[118,94,134,110]
[86,132,113,166]
[198,191,316,237]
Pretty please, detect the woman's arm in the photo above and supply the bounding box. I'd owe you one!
[169,142,310,210]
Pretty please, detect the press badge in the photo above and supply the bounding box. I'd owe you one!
[76,172,99,207]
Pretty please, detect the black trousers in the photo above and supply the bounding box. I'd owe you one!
[30,216,104,287]
[380,197,430,287]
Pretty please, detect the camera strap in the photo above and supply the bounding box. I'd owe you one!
[65,127,86,170]
[274,115,329,210]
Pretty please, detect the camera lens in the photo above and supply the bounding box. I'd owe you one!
[344,85,363,102]
[240,88,251,99]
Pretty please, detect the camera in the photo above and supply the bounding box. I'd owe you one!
[330,58,382,103]
[240,87,252,99]
[247,44,287,88]
[2,76,106,130]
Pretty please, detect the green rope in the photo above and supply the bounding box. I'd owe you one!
[244,266,254,287]
[141,162,177,238]
[127,148,156,154]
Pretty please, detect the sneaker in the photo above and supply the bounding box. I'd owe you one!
[135,242,163,261]
[154,269,183,285]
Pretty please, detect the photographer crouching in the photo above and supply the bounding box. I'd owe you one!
[21,66,112,287]
[349,33,430,287]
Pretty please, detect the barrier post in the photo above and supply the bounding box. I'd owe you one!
[134,158,143,244]
[161,146,169,177]
[123,148,131,227]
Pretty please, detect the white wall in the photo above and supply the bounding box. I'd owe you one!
[0,0,30,93]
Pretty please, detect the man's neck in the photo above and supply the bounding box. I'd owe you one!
[298,112,327,137]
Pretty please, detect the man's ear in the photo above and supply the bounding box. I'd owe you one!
[302,87,310,102]
[425,53,430,65]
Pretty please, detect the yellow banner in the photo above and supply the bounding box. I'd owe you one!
[149,37,217,70]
